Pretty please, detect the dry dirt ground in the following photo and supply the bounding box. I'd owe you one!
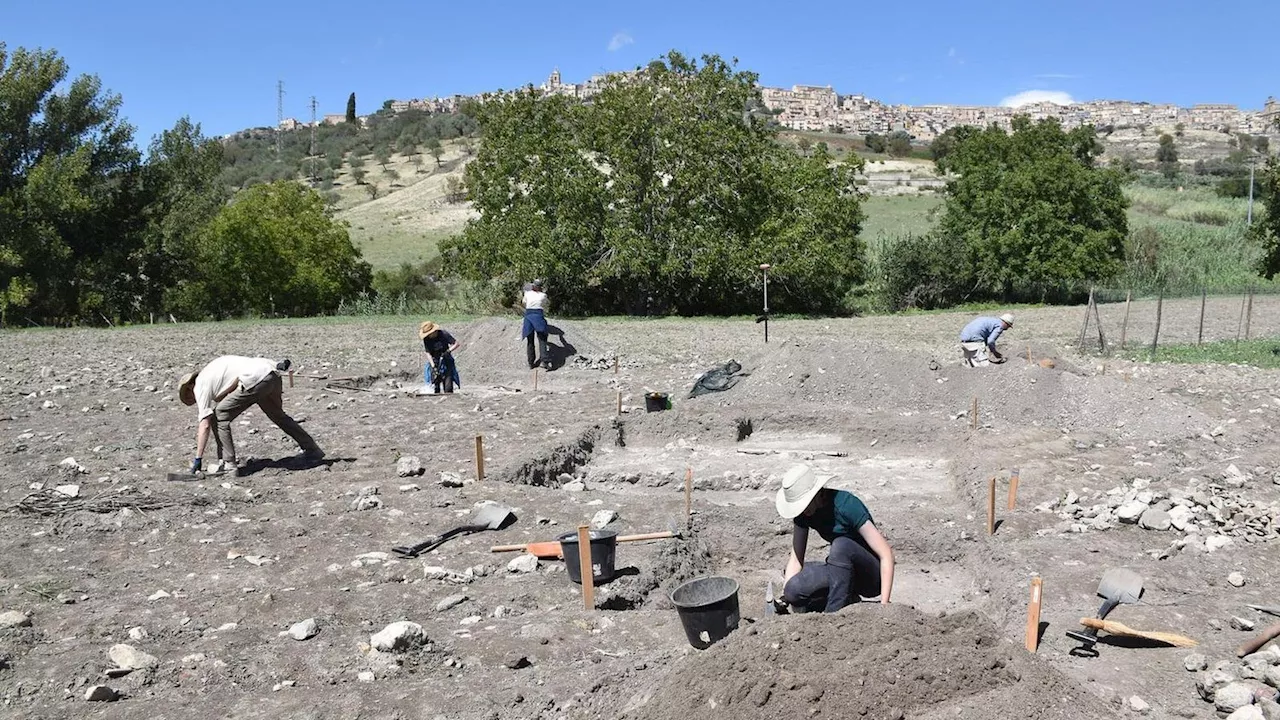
[3,298,1280,720]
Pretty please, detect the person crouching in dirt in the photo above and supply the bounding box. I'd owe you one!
[420,321,461,393]
[179,356,324,477]
[522,279,551,370]
[776,464,895,613]
[959,313,1014,367]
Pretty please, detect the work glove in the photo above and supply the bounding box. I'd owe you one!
[276,358,291,373]
[190,457,202,474]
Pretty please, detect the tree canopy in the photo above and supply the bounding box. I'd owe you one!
[442,51,866,315]
[932,117,1128,301]
[1253,155,1280,279]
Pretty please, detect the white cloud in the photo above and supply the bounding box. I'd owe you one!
[1000,89,1075,107]
[607,32,633,52]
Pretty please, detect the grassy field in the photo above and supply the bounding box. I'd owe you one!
[1124,338,1280,369]
[860,195,944,242]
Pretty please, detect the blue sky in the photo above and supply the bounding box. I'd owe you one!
[5,0,1277,146]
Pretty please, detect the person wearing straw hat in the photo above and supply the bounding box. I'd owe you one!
[775,464,895,612]
[959,313,1014,367]
[178,356,323,477]
[419,321,461,394]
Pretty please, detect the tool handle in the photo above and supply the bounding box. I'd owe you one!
[1237,621,1280,658]
[617,531,675,543]
[1079,618,1198,648]
[490,543,528,553]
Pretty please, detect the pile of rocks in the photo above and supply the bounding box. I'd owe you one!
[1035,466,1280,549]
[1190,644,1280,719]
[571,355,638,371]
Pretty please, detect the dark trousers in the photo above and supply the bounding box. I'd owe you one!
[214,373,318,464]
[783,535,881,613]
[526,331,549,368]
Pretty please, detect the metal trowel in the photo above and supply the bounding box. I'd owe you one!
[1066,567,1144,650]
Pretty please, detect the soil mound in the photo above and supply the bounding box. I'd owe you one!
[607,605,1111,720]
[737,338,1209,441]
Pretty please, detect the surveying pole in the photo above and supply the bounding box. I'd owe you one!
[759,263,771,343]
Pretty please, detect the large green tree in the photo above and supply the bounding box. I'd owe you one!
[345,93,357,124]
[1253,155,1280,279]
[0,43,142,324]
[935,116,1128,300]
[175,181,371,317]
[443,51,866,315]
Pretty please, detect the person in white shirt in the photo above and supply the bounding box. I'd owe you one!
[178,356,323,476]
[522,279,551,370]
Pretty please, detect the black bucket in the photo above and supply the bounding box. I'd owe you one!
[645,392,670,412]
[670,576,740,649]
[558,529,618,585]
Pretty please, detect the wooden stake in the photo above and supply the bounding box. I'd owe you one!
[987,476,997,535]
[577,525,595,610]
[1197,287,1207,345]
[1025,576,1043,652]
[1244,286,1254,341]
[1026,346,1031,364]
[1007,468,1021,510]
[616,390,622,415]
[474,435,485,481]
[684,468,693,528]
[532,368,539,390]
[288,371,294,388]
[1077,289,1094,352]
[970,396,978,430]
[1118,290,1132,351]
[1091,294,1107,355]
[1150,291,1164,357]
[1236,291,1247,344]
[613,356,619,375]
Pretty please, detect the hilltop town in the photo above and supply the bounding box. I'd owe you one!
[302,68,1279,143]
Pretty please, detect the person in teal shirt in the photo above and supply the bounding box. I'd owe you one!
[775,464,896,613]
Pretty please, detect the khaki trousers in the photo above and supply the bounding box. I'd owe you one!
[214,373,318,463]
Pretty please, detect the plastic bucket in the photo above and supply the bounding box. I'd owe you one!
[557,529,618,585]
[645,392,670,412]
[670,576,740,649]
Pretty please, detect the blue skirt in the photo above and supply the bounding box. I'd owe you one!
[522,308,548,339]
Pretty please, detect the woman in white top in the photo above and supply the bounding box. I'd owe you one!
[522,279,551,370]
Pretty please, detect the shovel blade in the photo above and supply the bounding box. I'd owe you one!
[1099,567,1143,605]
[472,504,516,530]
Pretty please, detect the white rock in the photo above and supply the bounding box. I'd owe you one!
[398,484,420,493]
[435,594,467,612]
[288,618,319,641]
[0,610,31,628]
[148,590,171,602]
[352,496,382,511]
[84,685,118,702]
[1169,505,1195,530]
[590,510,618,529]
[1116,501,1148,523]
[370,621,426,652]
[1217,682,1258,713]
[108,643,159,670]
[127,626,147,641]
[1185,653,1209,672]
[396,456,424,477]
[507,554,539,573]
[54,484,80,498]
[1229,572,1247,587]
[439,471,465,488]
[1138,508,1172,530]
[1233,617,1257,632]
[1208,536,1234,552]
[1202,665,1242,700]
[357,670,376,683]
[1128,695,1150,714]
[1226,706,1265,720]
[58,457,86,473]
[563,481,586,492]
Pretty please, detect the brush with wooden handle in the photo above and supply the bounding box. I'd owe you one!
[1078,618,1198,648]
[1237,621,1280,658]
[491,531,676,559]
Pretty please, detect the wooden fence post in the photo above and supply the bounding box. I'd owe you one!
[1150,291,1164,357]
[1091,295,1107,355]
[1244,286,1254,341]
[1118,290,1132,351]
[1197,287,1206,346]
[1077,288,1094,351]
[1236,291,1248,344]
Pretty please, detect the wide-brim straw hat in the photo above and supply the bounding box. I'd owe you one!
[178,372,198,406]
[775,464,835,519]
[418,321,440,339]
[999,313,1015,326]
